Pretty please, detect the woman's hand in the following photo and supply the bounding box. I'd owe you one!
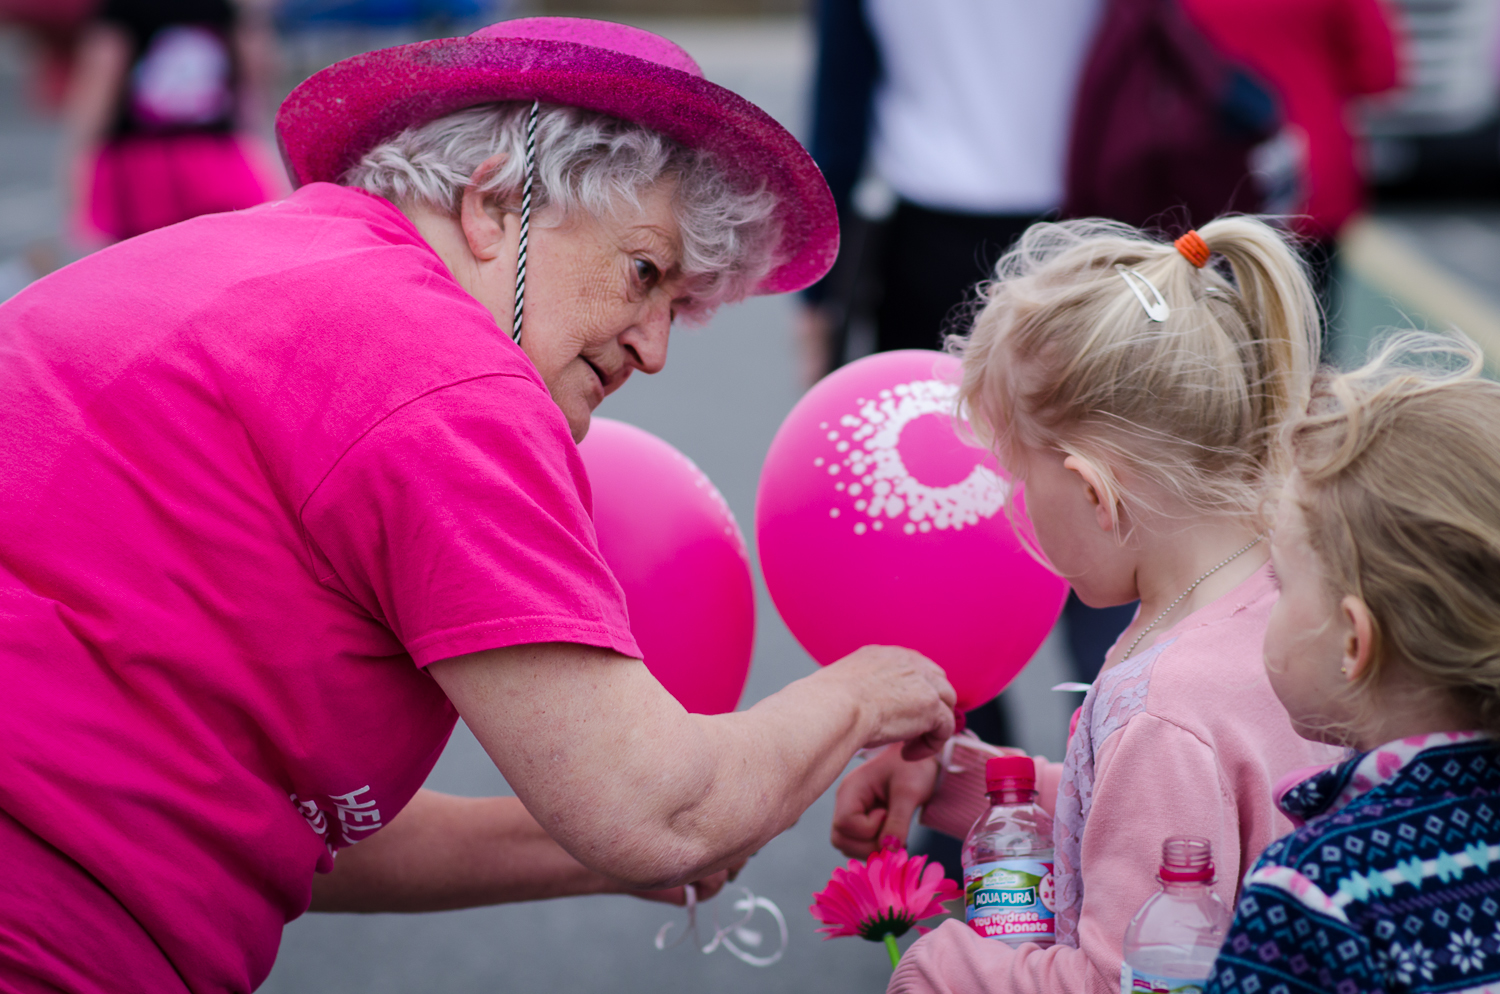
[629,858,746,905]
[830,744,940,859]
[813,645,958,760]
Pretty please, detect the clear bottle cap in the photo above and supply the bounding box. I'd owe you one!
[1159,836,1215,883]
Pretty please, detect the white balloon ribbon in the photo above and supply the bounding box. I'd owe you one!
[654,883,788,967]
[939,729,1008,773]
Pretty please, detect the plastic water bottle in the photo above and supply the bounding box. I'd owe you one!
[1120,837,1231,994]
[960,756,1056,946]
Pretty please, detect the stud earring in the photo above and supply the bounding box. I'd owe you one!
[1340,665,1349,676]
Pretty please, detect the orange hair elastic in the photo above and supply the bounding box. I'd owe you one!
[1174,230,1211,268]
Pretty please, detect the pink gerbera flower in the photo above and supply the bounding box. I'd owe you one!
[809,836,960,968]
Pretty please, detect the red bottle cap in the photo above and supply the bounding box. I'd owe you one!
[985,756,1036,794]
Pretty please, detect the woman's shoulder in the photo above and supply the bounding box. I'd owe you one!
[206,184,537,387]
[225,184,463,293]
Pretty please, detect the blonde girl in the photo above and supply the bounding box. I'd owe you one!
[1210,334,1500,994]
[830,217,1341,994]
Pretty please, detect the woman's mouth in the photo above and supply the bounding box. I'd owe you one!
[582,358,610,404]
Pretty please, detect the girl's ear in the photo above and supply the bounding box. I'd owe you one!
[1341,595,1377,681]
[1062,455,1117,534]
[459,152,512,262]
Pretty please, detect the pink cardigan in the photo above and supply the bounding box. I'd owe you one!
[891,564,1341,994]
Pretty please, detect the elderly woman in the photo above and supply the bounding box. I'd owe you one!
[0,18,956,994]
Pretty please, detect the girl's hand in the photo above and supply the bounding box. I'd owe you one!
[830,744,940,858]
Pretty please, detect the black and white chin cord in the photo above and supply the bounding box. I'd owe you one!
[511,98,540,346]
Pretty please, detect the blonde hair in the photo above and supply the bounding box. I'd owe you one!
[1288,332,1500,734]
[954,216,1320,530]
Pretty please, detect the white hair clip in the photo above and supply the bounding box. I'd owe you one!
[1115,264,1169,323]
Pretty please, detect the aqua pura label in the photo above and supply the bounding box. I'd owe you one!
[963,858,1056,942]
[1120,965,1210,994]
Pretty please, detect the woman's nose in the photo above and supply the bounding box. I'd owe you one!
[622,295,672,374]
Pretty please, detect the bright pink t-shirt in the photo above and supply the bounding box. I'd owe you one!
[0,183,640,994]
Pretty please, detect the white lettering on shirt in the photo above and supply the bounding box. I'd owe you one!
[329,785,383,844]
[289,793,329,837]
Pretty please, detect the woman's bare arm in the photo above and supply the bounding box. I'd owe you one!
[310,789,735,912]
[427,642,956,890]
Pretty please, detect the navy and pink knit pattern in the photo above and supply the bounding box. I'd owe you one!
[1209,732,1500,994]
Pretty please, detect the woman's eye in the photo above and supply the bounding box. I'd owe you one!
[633,258,660,285]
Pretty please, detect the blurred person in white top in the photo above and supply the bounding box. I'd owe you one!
[798,0,1126,885]
[798,0,1101,382]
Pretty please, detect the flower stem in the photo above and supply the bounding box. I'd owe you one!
[883,933,901,970]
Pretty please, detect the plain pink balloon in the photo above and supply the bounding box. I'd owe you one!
[577,417,756,715]
[755,350,1069,712]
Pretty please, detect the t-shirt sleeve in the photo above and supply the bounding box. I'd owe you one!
[300,373,640,667]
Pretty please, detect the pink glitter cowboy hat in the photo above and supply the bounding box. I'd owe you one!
[275,16,837,296]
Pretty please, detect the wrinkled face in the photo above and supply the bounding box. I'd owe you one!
[1263,481,1355,742]
[520,181,691,441]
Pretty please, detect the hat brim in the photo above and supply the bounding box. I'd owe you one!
[275,34,837,296]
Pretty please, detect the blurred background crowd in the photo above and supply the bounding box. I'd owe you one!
[2,0,1497,990]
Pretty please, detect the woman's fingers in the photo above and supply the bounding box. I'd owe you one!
[827,645,956,752]
[631,867,731,905]
[690,868,732,902]
[900,728,949,761]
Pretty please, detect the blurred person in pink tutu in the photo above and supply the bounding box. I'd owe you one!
[61,0,286,244]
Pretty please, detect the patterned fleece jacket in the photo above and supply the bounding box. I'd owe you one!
[1210,732,1500,994]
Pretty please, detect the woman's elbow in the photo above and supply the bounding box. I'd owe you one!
[573,833,723,890]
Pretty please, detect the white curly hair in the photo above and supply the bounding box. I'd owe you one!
[342,101,782,320]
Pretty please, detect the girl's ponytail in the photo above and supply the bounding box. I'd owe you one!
[1197,216,1321,481]
[955,215,1322,526]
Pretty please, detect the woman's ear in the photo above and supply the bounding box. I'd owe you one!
[1062,455,1117,534]
[459,152,513,262]
[1340,595,1377,682]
